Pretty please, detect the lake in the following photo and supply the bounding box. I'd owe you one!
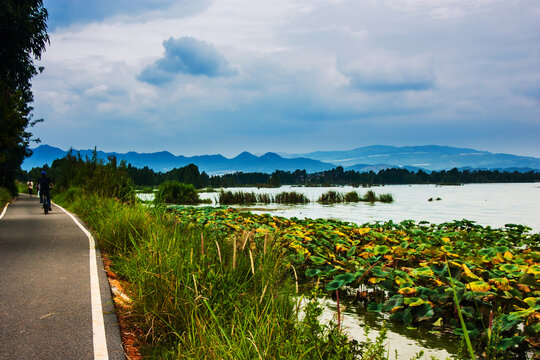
[198,183,540,233]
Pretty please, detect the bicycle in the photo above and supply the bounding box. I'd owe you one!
[42,191,51,214]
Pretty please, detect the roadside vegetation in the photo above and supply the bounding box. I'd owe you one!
[38,153,540,358]
[0,187,11,208]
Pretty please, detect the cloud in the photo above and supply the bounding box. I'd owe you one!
[138,37,237,85]
[337,51,436,92]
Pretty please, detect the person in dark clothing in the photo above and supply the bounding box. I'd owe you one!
[38,171,53,211]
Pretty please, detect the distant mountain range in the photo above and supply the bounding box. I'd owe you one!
[22,144,540,174]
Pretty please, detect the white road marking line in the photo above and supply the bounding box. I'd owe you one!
[55,203,109,360]
[0,203,9,219]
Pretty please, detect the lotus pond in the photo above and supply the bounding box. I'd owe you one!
[172,206,540,358]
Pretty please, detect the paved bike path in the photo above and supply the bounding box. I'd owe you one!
[0,195,125,359]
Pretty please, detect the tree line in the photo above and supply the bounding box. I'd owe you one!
[20,150,540,190]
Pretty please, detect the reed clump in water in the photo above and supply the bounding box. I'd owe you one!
[317,190,345,203]
[274,191,309,204]
[344,191,361,202]
[219,190,271,204]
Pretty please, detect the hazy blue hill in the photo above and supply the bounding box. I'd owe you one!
[23,144,540,174]
[23,146,335,174]
[286,145,540,171]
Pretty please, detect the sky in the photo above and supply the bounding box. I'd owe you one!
[30,0,540,157]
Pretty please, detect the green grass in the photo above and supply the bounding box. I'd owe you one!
[218,190,271,205]
[0,187,11,208]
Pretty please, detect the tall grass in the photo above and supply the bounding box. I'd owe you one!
[55,191,368,359]
[344,191,361,202]
[377,193,394,203]
[361,190,377,202]
[274,191,309,204]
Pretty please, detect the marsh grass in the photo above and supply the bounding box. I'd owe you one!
[274,191,309,204]
[344,191,361,202]
[219,190,271,205]
[377,193,394,203]
[361,190,377,202]
[318,191,345,203]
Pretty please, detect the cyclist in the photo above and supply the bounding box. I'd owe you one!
[38,171,53,211]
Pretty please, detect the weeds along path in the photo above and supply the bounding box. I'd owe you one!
[0,194,124,359]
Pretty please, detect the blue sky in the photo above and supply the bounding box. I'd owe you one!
[32,0,540,157]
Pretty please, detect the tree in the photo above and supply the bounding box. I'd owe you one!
[0,0,49,194]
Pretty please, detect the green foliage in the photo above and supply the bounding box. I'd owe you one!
[154,180,199,205]
[0,187,11,208]
[33,150,134,200]
[0,0,49,194]
[378,193,394,203]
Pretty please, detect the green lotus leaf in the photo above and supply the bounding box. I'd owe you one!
[413,303,434,321]
[367,302,383,312]
[404,297,426,307]
[478,248,495,256]
[527,264,540,275]
[497,336,525,350]
[500,264,519,273]
[430,263,448,276]
[326,279,345,291]
[402,308,413,325]
[309,256,326,265]
[383,295,403,312]
[389,311,403,322]
[346,245,357,257]
[334,272,356,285]
[305,269,321,277]
[411,267,434,277]
[495,245,509,253]
[371,266,389,277]
[373,245,390,255]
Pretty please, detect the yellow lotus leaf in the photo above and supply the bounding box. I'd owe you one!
[391,306,403,313]
[335,243,348,252]
[527,265,540,275]
[442,237,451,243]
[398,287,417,296]
[334,231,347,237]
[304,236,312,242]
[369,277,384,284]
[356,227,371,235]
[395,276,410,286]
[462,264,480,280]
[466,281,491,292]
[432,278,445,286]
[503,251,514,260]
[489,277,511,291]
[384,254,394,261]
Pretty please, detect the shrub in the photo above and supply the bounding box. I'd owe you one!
[155,181,199,205]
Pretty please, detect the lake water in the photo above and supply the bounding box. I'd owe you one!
[198,183,540,233]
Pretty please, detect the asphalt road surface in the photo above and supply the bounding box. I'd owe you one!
[0,195,125,359]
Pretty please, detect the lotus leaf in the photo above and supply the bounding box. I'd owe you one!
[373,245,390,255]
[305,269,321,277]
[367,302,383,312]
[466,280,491,292]
[411,267,434,277]
[403,297,426,307]
[309,256,326,265]
[413,303,434,321]
[490,277,511,291]
[398,287,417,296]
[498,336,525,350]
[326,279,345,291]
[334,272,356,285]
[383,295,403,312]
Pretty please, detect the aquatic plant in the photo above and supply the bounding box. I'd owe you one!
[344,191,361,202]
[274,191,309,204]
[378,193,394,203]
[318,191,344,203]
[362,190,377,202]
